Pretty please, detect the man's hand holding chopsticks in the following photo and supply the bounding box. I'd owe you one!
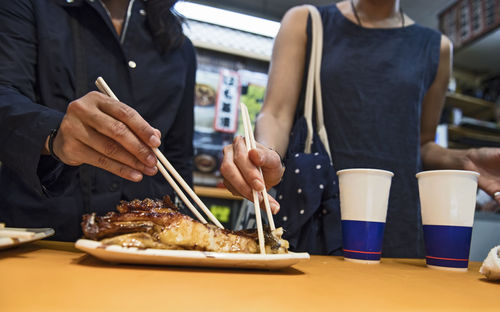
[43,91,160,182]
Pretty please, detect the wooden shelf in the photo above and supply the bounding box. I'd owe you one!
[445,92,495,120]
[448,125,500,148]
[194,185,243,200]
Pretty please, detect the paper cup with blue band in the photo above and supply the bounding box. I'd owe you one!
[337,168,394,264]
[416,170,479,272]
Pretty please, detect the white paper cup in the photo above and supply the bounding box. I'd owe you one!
[337,168,394,263]
[416,170,479,272]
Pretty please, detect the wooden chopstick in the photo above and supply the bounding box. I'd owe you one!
[152,149,224,229]
[240,103,276,231]
[95,77,224,229]
[240,103,266,254]
[153,157,209,225]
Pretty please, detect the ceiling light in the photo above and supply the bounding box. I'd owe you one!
[174,1,281,38]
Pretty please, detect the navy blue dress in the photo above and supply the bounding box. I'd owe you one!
[317,5,441,257]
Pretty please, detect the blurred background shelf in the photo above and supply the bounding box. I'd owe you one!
[445,92,495,120]
[448,124,500,148]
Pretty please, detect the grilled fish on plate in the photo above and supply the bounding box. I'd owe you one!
[81,196,289,254]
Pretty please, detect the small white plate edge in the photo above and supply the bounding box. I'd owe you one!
[0,228,55,248]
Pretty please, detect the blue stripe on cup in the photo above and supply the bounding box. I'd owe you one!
[423,225,472,269]
[342,220,385,261]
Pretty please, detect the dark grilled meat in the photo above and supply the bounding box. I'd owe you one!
[81,196,289,254]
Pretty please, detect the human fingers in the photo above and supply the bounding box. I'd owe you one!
[78,126,157,176]
[222,166,280,214]
[224,177,280,214]
[260,193,280,214]
[83,146,144,182]
[494,191,500,205]
[248,147,284,189]
[51,114,86,166]
[232,136,266,191]
[220,143,254,200]
[479,178,500,205]
[96,92,160,148]
[53,127,144,182]
[67,92,157,168]
[222,179,244,198]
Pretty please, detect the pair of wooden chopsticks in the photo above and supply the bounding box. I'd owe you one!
[240,103,275,255]
[95,77,224,229]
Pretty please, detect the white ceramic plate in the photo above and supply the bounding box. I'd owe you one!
[75,239,310,270]
[0,228,55,250]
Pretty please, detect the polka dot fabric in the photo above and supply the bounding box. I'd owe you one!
[275,118,342,255]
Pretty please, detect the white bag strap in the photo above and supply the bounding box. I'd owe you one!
[303,5,332,161]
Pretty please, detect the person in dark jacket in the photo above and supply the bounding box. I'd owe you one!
[0,0,196,241]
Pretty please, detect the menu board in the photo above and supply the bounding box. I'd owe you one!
[192,52,268,187]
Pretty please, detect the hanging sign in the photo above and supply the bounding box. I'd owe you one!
[214,69,240,133]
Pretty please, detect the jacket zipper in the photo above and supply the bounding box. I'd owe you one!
[120,0,135,45]
[98,0,135,45]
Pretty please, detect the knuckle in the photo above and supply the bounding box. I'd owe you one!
[117,105,137,120]
[137,145,151,158]
[102,97,115,106]
[248,171,260,181]
[134,158,145,170]
[140,124,151,135]
[89,91,102,98]
[67,100,85,114]
[103,141,120,157]
[118,166,129,177]
[96,156,109,168]
[110,121,128,138]
[222,144,232,155]
[219,161,231,175]
[58,120,71,133]
[234,147,246,160]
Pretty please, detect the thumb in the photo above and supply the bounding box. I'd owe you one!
[248,148,284,189]
[248,148,281,170]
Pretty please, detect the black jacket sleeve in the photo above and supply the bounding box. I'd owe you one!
[0,0,64,195]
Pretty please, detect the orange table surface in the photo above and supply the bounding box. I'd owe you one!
[0,240,498,312]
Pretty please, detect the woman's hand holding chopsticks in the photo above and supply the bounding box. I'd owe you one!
[42,91,160,182]
[221,135,284,214]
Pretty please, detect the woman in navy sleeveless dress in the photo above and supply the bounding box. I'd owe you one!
[220,0,500,257]
[318,4,440,257]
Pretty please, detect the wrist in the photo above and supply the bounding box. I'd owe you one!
[42,136,51,155]
[48,127,62,162]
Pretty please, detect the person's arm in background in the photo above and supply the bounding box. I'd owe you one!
[421,35,500,204]
[158,40,196,188]
[0,1,160,197]
[220,6,311,211]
